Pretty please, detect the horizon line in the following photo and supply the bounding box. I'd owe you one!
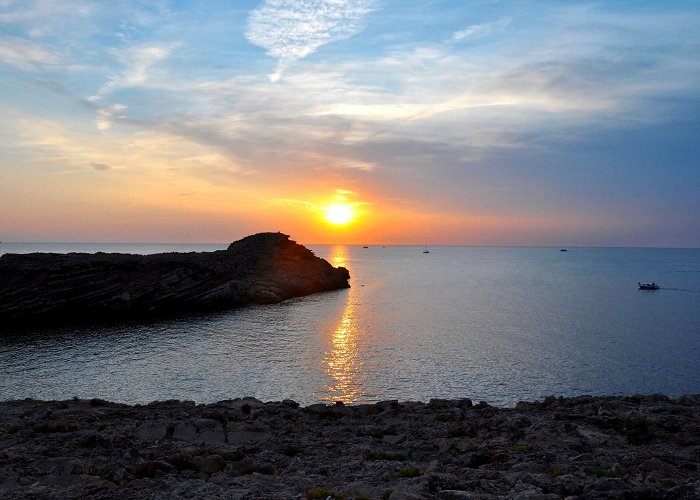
[1,241,699,250]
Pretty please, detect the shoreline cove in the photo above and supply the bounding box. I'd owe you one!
[0,394,698,498]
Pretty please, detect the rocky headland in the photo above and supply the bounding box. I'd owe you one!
[0,233,350,328]
[0,395,698,499]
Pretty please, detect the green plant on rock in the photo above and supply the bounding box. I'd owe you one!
[656,478,677,488]
[586,465,618,478]
[551,465,567,477]
[306,487,344,499]
[6,423,25,434]
[362,429,386,439]
[398,466,421,478]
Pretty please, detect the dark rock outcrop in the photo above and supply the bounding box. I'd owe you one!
[0,232,350,328]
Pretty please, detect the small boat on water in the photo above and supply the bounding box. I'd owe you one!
[560,248,567,252]
[638,282,659,290]
[422,243,429,254]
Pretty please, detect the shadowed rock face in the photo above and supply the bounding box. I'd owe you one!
[0,232,350,328]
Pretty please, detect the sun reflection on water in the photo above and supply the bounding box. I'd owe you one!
[322,245,366,404]
[329,246,348,268]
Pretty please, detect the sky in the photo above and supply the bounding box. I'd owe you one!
[0,0,699,246]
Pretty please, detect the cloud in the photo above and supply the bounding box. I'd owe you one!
[90,161,110,171]
[274,188,369,215]
[333,159,375,171]
[95,44,179,98]
[0,0,93,29]
[452,17,512,41]
[181,153,249,178]
[95,104,126,131]
[0,35,61,69]
[245,0,373,81]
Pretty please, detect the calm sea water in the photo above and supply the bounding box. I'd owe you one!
[1,242,699,406]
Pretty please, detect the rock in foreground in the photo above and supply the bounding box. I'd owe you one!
[0,232,350,328]
[0,395,698,499]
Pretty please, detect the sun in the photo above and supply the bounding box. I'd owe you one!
[324,204,355,226]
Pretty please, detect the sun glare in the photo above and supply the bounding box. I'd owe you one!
[325,204,354,226]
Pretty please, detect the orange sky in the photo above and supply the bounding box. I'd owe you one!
[1,2,699,247]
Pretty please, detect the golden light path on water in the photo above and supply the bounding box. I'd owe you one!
[322,245,366,403]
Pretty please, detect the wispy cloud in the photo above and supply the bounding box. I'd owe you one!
[94,43,179,98]
[0,35,61,70]
[90,161,110,171]
[452,17,512,41]
[0,0,93,33]
[245,0,373,81]
[274,188,369,215]
[95,104,126,131]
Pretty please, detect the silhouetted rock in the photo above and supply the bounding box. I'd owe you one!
[0,232,350,328]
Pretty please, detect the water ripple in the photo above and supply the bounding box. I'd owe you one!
[1,246,699,405]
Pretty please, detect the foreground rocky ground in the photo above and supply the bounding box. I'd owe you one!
[1,395,699,499]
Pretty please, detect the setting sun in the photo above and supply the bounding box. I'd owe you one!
[325,204,355,226]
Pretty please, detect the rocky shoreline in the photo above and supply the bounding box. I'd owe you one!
[1,394,698,499]
[0,233,350,329]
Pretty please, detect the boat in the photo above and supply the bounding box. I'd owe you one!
[560,248,567,252]
[422,243,429,254]
[637,282,659,290]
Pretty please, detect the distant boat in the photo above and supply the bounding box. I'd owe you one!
[638,282,659,290]
[363,246,369,249]
[422,243,429,254]
[560,248,567,252]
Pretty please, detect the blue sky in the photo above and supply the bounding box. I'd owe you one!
[0,0,699,245]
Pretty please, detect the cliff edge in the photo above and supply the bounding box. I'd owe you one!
[0,232,350,328]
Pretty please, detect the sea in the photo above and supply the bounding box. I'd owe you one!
[1,242,699,407]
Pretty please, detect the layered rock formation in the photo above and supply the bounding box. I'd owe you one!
[0,395,698,498]
[0,233,350,328]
